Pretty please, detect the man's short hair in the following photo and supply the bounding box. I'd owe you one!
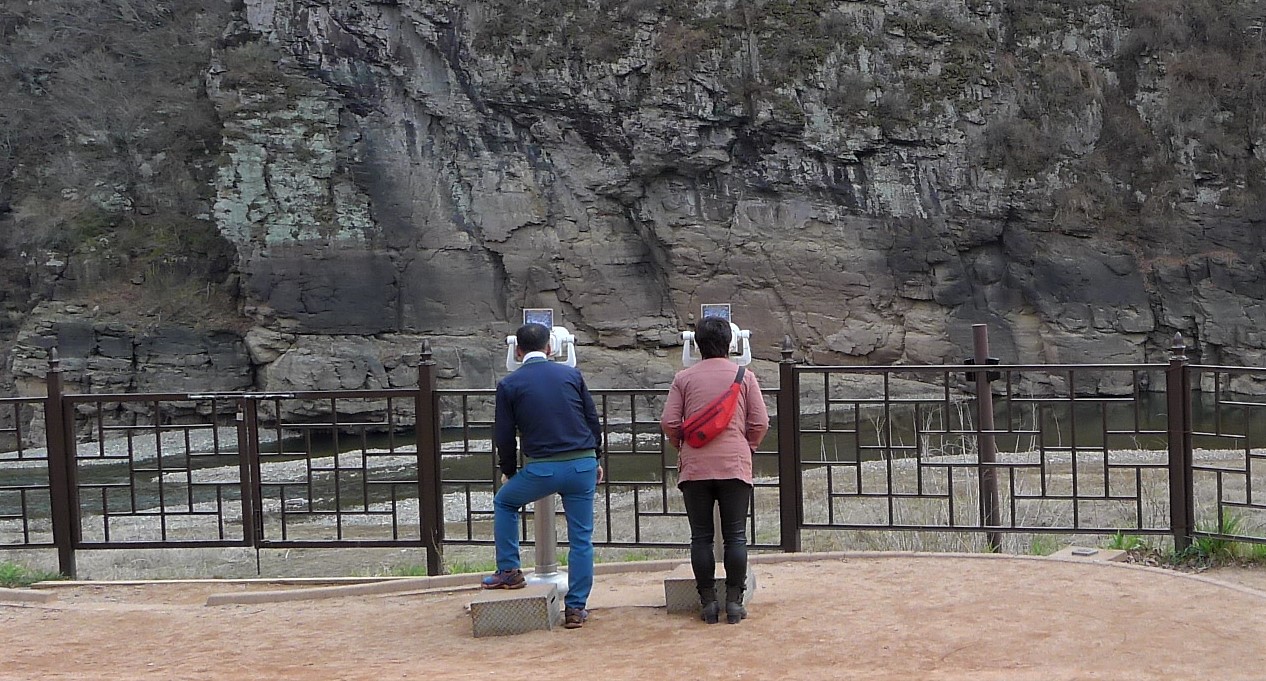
[516,323,551,353]
[695,316,732,359]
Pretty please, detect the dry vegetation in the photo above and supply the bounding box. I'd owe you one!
[0,2,239,329]
[993,0,1266,227]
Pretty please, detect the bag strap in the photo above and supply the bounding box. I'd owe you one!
[730,366,747,404]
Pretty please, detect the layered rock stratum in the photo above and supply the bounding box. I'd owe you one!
[1,0,1263,399]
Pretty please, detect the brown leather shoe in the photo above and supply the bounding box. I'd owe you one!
[563,607,589,629]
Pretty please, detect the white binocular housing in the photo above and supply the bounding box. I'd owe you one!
[506,326,577,371]
[681,322,751,367]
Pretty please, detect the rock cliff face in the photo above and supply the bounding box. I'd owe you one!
[3,0,1265,397]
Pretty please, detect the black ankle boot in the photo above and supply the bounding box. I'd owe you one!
[725,585,747,624]
[699,586,719,624]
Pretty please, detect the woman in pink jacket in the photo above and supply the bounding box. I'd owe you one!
[660,316,770,624]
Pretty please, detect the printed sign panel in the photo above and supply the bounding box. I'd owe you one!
[523,308,555,328]
[700,303,731,322]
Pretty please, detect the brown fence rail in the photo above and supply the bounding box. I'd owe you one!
[794,362,1175,538]
[240,389,429,548]
[0,395,53,548]
[3,337,1265,578]
[1186,365,1266,545]
[62,392,248,549]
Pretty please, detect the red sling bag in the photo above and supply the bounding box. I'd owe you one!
[680,367,746,448]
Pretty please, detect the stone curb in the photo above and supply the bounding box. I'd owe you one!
[21,551,1266,607]
[203,560,701,606]
[0,587,56,604]
[204,575,483,606]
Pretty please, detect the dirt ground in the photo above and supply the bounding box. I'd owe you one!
[3,554,1266,681]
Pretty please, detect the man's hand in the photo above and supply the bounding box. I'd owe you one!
[597,465,604,484]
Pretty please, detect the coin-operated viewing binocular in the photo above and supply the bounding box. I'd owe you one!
[681,303,752,367]
[505,307,578,371]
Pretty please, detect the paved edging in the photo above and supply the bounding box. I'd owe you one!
[204,575,483,605]
[18,551,1264,607]
[201,559,699,605]
[197,550,1266,606]
[0,586,56,604]
[34,576,420,589]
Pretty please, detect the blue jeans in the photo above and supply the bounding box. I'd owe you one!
[493,456,599,610]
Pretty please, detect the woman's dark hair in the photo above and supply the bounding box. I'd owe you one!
[695,316,732,359]
[516,323,551,353]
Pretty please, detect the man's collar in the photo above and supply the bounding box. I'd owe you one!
[522,351,548,363]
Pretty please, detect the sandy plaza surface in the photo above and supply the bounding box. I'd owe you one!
[3,552,1266,681]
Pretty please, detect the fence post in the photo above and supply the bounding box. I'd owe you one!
[236,403,260,549]
[971,325,1003,552]
[777,335,802,553]
[1166,334,1193,552]
[416,339,445,576]
[44,349,77,578]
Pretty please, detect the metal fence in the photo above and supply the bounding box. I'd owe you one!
[1185,364,1266,541]
[3,335,1265,578]
[433,387,782,554]
[0,395,53,548]
[791,363,1175,535]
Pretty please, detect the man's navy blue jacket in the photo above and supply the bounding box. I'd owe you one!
[494,358,602,477]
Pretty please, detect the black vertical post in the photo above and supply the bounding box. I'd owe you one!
[1166,334,1192,552]
[236,404,258,547]
[44,350,77,578]
[416,339,444,576]
[972,325,1003,552]
[777,335,802,553]
[243,398,266,559]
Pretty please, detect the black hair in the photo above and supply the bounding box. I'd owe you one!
[695,316,732,359]
[516,323,551,353]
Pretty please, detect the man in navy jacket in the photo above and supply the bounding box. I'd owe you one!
[481,323,604,629]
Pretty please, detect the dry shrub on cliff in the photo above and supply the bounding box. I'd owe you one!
[1115,0,1266,206]
[219,41,289,90]
[1003,0,1103,40]
[1034,55,1103,116]
[1,2,231,224]
[875,89,915,137]
[472,0,639,66]
[2,2,229,183]
[1165,49,1244,124]
[0,0,236,325]
[825,71,872,118]
[655,19,710,70]
[982,117,1057,177]
[1120,0,1245,59]
[1052,178,1135,235]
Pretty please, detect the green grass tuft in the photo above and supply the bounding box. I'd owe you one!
[1027,534,1062,556]
[1189,510,1245,562]
[0,562,65,588]
[1106,531,1148,552]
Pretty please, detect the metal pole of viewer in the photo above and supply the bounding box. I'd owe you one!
[528,494,568,593]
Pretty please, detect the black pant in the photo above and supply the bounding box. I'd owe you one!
[680,478,751,594]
